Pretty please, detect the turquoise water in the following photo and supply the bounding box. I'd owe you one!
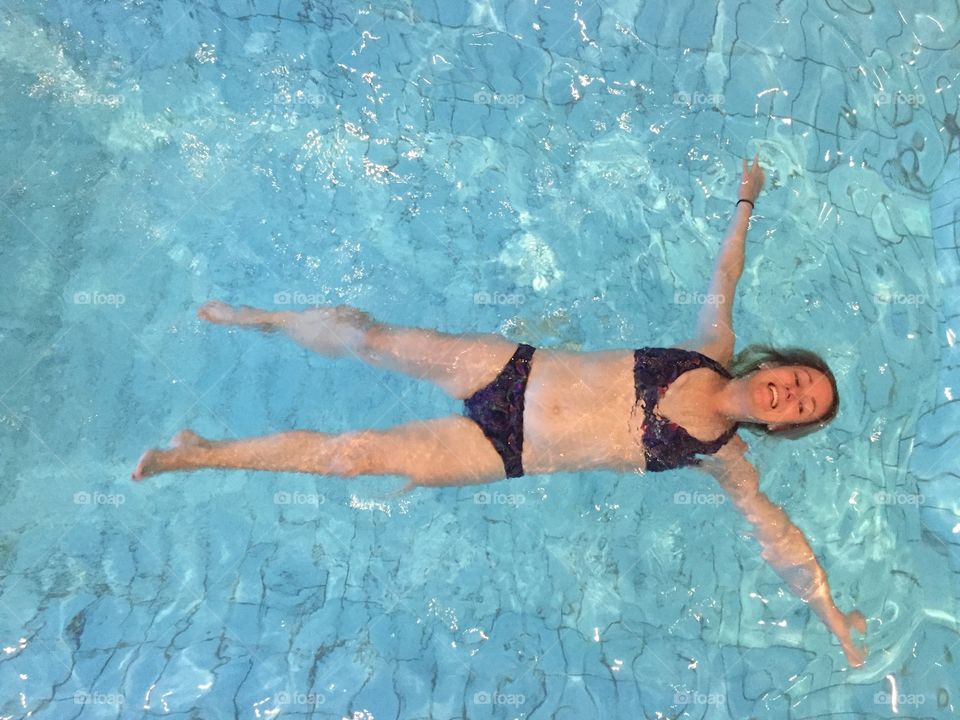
[1,0,958,717]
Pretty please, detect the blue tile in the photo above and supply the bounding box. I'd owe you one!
[932,200,959,229]
[931,176,960,210]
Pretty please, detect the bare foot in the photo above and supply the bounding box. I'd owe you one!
[197,300,279,330]
[131,429,211,481]
[839,609,869,668]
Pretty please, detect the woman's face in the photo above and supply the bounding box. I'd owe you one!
[743,364,834,428]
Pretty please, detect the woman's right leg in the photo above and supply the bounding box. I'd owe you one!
[198,300,518,399]
[131,416,507,486]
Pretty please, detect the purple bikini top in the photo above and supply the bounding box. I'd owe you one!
[633,347,739,472]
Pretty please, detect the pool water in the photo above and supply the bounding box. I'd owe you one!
[1,0,958,717]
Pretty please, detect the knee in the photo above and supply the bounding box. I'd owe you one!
[328,432,376,478]
[358,320,389,356]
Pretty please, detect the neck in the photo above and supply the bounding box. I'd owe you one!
[715,376,755,424]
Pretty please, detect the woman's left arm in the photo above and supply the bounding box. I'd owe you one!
[701,437,868,667]
[687,155,765,364]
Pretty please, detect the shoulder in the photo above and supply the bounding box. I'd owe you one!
[695,342,734,371]
[714,433,748,462]
[667,340,733,372]
[696,433,748,475]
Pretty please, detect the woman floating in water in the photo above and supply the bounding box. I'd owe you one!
[134,155,868,667]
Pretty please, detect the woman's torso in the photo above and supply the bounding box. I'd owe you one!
[520,348,733,475]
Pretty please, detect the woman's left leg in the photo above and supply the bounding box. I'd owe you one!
[131,416,507,487]
[196,300,519,400]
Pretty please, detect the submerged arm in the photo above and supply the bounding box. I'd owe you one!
[702,437,868,667]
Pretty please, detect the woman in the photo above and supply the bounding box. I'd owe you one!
[133,155,868,667]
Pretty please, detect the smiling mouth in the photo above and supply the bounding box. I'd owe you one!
[768,383,779,409]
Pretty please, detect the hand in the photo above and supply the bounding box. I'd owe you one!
[739,153,765,203]
[833,609,868,668]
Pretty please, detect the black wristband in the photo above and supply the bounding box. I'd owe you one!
[737,198,754,209]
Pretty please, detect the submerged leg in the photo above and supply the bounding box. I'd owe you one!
[197,300,369,356]
[132,428,348,479]
[131,416,507,487]
[197,300,517,398]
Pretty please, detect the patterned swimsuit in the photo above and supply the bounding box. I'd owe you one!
[462,344,738,477]
[632,347,739,471]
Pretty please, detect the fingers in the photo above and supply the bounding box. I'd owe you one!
[742,158,748,175]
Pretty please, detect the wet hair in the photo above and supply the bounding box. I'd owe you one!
[728,345,840,439]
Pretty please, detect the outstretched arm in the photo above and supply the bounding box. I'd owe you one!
[685,155,765,365]
[701,436,868,667]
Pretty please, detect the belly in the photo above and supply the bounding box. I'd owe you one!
[521,349,644,474]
